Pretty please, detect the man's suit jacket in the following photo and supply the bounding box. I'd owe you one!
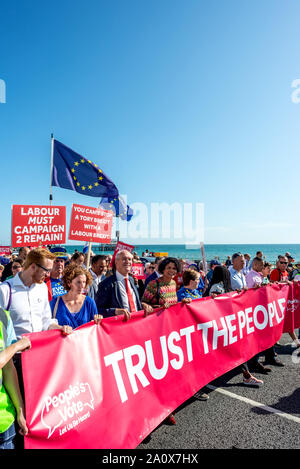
[95,273,143,317]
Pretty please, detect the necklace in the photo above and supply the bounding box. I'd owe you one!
[184,288,200,299]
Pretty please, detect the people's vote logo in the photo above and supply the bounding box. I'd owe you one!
[41,382,94,438]
[286,299,300,314]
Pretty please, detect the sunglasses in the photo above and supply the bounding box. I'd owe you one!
[279,261,288,265]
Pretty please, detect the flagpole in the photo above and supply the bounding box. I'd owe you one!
[115,216,120,243]
[49,133,54,206]
[200,241,208,274]
[86,241,92,269]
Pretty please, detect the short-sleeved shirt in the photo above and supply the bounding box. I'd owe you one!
[50,295,98,329]
[245,270,263,288]
[270,268,289,282]
[230,268,247,290]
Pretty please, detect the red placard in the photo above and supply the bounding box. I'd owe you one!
[0,246,11,255]
[111,241,135,266]
[11,205,66,248]
[68,204,113,243]
[131,263,145,280]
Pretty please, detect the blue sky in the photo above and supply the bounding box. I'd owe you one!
[1,0,300,246]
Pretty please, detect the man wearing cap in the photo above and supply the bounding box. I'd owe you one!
[206,260,221,285]
[45,247,68,301]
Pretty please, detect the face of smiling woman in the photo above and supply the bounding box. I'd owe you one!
[162,262,178,281]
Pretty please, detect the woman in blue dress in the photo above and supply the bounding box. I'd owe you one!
[50,264,102,329]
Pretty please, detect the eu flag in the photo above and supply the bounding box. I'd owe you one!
[100,196,134,221]
[51,140,119,198]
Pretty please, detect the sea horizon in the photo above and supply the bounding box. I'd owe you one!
[62,243,300,263]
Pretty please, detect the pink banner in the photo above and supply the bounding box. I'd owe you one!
[22,283,300,449]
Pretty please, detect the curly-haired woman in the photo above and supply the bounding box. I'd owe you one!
[50,264,102,329]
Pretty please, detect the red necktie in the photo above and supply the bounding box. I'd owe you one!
[124,277,137,312]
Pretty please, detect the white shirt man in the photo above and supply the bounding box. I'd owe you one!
[0,248,72,339]
[229,253,247,290]
[89,255,107,287]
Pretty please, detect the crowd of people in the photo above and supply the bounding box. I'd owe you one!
[0,246,299,448]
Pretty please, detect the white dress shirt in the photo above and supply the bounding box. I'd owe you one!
[0,273,57,339]
[115,271,138,311]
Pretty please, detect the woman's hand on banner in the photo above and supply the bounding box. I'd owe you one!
[181,298,193,304]
[142,303,153,317]
[60,325,73,335]
[94,314,103,325]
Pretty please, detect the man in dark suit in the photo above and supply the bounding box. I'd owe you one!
[95,249,153,320]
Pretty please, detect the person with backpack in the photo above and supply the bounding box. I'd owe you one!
[0,248,73,401]
[270,256,290,282]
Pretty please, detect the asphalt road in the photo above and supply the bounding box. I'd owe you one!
[138,332,300,450]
